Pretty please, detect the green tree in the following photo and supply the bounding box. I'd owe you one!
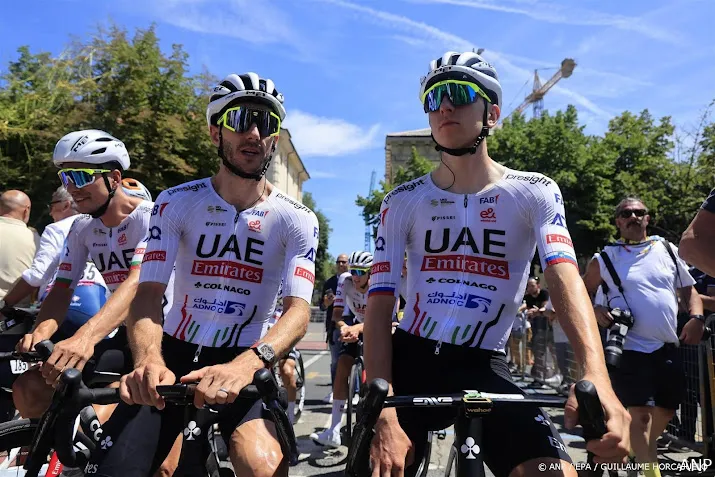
[356,146,435,234]
[302,192,333,295]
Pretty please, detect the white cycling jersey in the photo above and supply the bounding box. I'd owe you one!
[139,178,319,348]
[55,201,173,314]
[369,169,578,353]
[334,272,367,323]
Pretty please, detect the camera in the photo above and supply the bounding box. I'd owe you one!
[605,308,634,368]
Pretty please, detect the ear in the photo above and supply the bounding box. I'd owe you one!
[110,170,122,187]
[487,104,501,128]
[209,125,221,146]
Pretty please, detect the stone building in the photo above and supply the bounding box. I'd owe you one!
[265,128,310,201]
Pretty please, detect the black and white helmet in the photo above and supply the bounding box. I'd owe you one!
[52,129,131,170]
[349,251,374,269]
[206,73,286,129]
[419,51,502,108]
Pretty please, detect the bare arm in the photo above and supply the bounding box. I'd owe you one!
[30,286,74,339]
[79,267,140,344]
[2,278,37,308]
[680,209,715,277]
[127,281,167,367]
[545,263,608,381]
[332,305,347,329]
[364,294,396,387]
[700,294,715,311]
[678,286,704,315]
[253,296,310,359]
[582,258,603,300]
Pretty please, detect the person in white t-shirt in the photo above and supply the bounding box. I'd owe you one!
[583,196,704,477]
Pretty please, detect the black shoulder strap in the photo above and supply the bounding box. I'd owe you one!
[599,250,623,293]
[662,240,683,288]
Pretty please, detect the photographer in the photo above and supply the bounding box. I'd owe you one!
[583,196,704,477]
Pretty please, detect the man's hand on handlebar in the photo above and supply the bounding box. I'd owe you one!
[16,332,46,354]
[341,325,360,343]
[564,375,631,464]
[371,409,414,477]
[41,333,96,386]
[120,361,177,410]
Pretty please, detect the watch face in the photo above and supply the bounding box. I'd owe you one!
[259,344,275,361]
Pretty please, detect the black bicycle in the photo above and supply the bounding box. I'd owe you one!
[346,379,609,477]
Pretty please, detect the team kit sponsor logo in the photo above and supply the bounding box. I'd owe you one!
[551,213,567,227]
[384,179,426,204]
[118,233,127,246]
[192,260,263,283]
[191,234,265,283]
[147,226,162,241]
[276,193,310,212]
[425,228,506,257]
[143,251,167,262]
[432,215,455,221]
[294,267,315,284]
[430,198,455,207]
[425,277,497,291]
[505,173,552,187]
[375,237,385,251]
[546,234,573,248]
[206,222,226,227]
[152,203,169,217]
[479,194,499,204]
[426,291,491,312]
[167,182,207,195]
[247,209,270,217]
[191,297,245,315]
[59,263,71,271]
[480,208,497,223]
[248,220,261,233]
[371,262,391,274]
[95,249,136,273]
[102,270,130,285]
[207,205,229,213]
[194,281,251,295]
[422,255,509,279]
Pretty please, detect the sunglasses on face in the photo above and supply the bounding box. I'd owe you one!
[350,268,370,277]
[421,80,491,113]
[336,260,348,265]
[58,168,110,189]
[47,200,62,210]
[218,106,281,138]
[617,209,647,219]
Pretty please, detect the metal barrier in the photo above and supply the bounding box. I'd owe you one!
[507,318,715,461]
[310,306,326,323]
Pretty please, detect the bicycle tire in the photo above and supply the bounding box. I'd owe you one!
[444,444,457,477]
[294,353,306,422]
[0,418,41,471]
[416,431,433,477]
[346,360,363,445]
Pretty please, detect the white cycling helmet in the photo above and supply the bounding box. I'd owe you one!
[349,251,374,269]
[206,72,286,129]
[121,178,152,201]
[53,129,130,170]
[419,51,502,108]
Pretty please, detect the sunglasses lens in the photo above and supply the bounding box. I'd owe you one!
[350,269,368,277]
[59,170,97,189]
[223,107,280,137]
[423,82,482,113]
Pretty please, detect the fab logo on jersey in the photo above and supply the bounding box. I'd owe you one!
[191,234,265,283]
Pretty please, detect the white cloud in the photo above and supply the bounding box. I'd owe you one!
[316,0,613,120]
[405,0,684,45]
[283,110,381,157]
[308,170,339,179]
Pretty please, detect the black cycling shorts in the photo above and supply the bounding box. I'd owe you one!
[392,329,571,477]
[88,334,272,477]
[608,343,684,410]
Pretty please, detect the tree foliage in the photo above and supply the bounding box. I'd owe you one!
[358,104,715,260]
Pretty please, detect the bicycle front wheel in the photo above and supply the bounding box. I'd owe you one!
[345,360,363,445]
[0,418,41,471]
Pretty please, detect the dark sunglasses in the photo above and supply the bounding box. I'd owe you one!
[336,260,348,265]
[47,200,62,210]
[350,268,370,277]
[218,106,281,138]
[617,209,647,219]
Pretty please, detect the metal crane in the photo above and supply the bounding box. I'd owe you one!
[508,58,576,119]
[364,170,377,252]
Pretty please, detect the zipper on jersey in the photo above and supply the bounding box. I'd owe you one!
[433,194,470,355]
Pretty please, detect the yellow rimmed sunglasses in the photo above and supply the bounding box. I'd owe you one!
[421,80,492,113]
[57,168,111,189]
[218,106,281,138]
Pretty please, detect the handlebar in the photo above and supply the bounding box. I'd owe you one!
[0,339,54,362]
[49,367,297,469]
[0,306,37,333]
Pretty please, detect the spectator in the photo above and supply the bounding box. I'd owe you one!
[2,187,81,307]
[679,188,715,276]
[319,253,349,404]
[520,276,549,380]
[544,299,576,393]
[0,190,39,304]
[583,196,704,475]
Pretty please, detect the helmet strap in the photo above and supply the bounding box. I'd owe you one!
[432,99,490,157]
[89,173,117,219]
[218,127,275,182]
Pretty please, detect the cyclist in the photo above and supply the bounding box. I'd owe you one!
[91,72,319,477]
[363,51,630,477]
[310,250,372,447]
[13,130,169,424]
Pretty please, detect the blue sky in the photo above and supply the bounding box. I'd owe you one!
[2,0,713,257]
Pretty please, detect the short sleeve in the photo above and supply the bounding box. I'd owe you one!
[139,193,181,285]
[532,179,578,271]
[22,224,65,288]
[54,221,89,290]
[281,210,320,303]
[368,195,409,298]
[334,272,349,309]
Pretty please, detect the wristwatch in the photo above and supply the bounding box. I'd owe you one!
[690,314,706,324]
[251,342,276,367]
